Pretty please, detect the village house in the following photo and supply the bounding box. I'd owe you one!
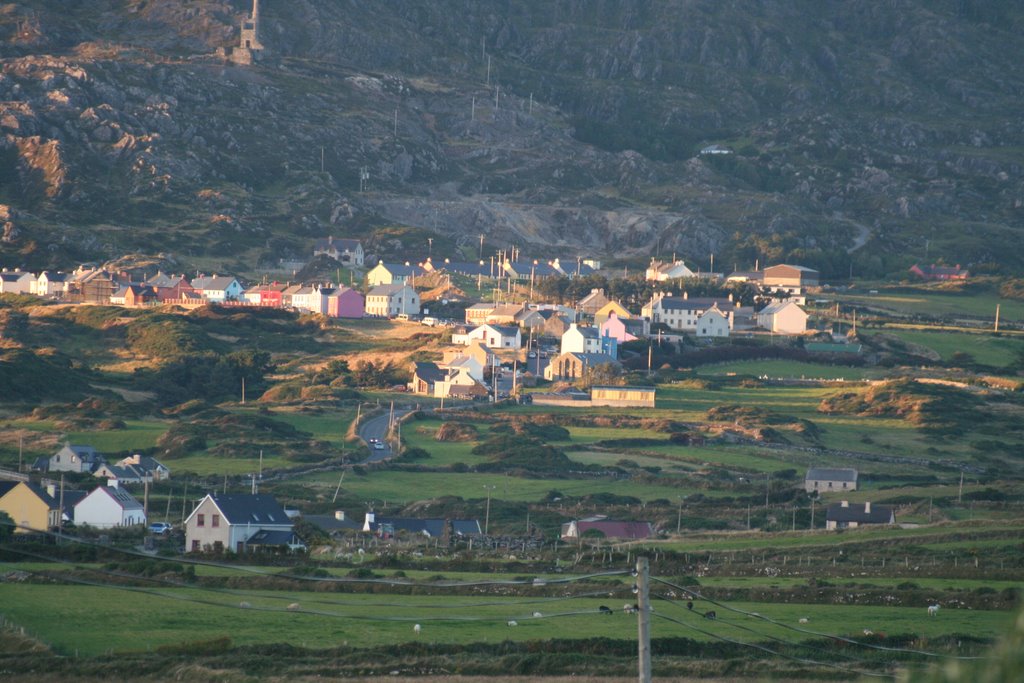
[443,340,495,375]
[599,312,639,345]
[502,260,561,281]
[805,468,858,493]
[49,443,104,474]
[696,305,731,338]
[544,351,620,381]
[757,300,809,334]
[452,323,521,349]
[464,302,495,325]
[365,283,420,318]
[825,501,894,530]
[514,307,547,330]
[485,303,527,325]
[762,264,820,291]
[366,262,425,287]
[560,517,653,541]
[326,285,365,318]
[560,323,602,355]
[645,259,696,282]
[411,361,487,400]
[424,259,496,278]
[243,282,287,307]
[185,492,298,553]
[73,486,146,529]
[117,454,170,481]
[93,461,149,486]
[643,292,738,333]
[0,269,35,294]
[362,511,482,539]
[541,311,573,338]
[909,264,970,281]
[592,301,632,327]
[0,481,60,533]
[550,257,596,278]
[290,284,331,314]
[314,237,364,266]
[191,275,244,302]
[33,271,67,297]
[145,272,194,302]
[577,288,610,316]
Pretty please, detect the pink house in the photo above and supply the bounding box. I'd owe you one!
[326,286,364,318]
[599,312,637,344]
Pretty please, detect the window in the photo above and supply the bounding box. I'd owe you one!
[212,514,220,528]
[191,540,200,551]
[197,513,205,527]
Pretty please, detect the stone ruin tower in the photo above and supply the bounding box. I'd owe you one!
[219,0,266,65]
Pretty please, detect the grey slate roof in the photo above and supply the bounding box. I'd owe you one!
[659,296,733,311]
[413,361,448,385]
[806,468,858,482]
[368,517,481,537]
[304,514,362,532]
[826,503,894,524]
[98,485,144,510]
[246,529,305,547]
[208,493,290,525]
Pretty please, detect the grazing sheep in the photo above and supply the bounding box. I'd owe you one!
[532,612,543,618]
[507,620,518,627]
[704,610,717,620]
[927,604,940,617]
[798,617,809,624]
[623,603,635,614]
[287,603,300,611]
[413,624,421,635]
[239,601,251,609]
[863,629,874,636]
[598,605,613,615]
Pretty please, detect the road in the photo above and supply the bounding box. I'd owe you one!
[356,408,411,463]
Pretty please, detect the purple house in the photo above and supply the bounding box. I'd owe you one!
[326,286,365,318]
[599,312,638,344]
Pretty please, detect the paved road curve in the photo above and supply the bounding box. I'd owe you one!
[356,408,411,463]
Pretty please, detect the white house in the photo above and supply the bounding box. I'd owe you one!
[74,486,146,529]
[117,454,170,481]
[645,260,696,282]
[696,306,730,337]
[757,301,809,334]
[49,444,104,474]
[290,285,330,314]
[185,493,298,554]
[453,323,521,349]
[643,292,736,332]
[560,323,601,355]
[365,283,420,317]
[314,237,364,266]
[33,271,67,297]
[191,275,244,302]
[0,269,35,294]
[366,262,425,287]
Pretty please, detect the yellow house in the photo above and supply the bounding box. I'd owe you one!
[593,301,632,328]
[0,482,60,533]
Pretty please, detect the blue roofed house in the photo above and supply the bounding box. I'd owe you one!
[49,443,104,474]
[362,511,481,539]
[366,262,426,287]
[191,275,244,302]
[185,493,302,553]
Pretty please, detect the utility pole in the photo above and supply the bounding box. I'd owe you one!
[165,489,172,522]
[480,233,485,260]
[258,450,263,480]
[495,85,499,110]
[320,146,325,173]
[471,96,476,122]
[676,497,683,534]
[528,92,533,114]
[483,485,495,534]
[58,474,65,534]
[143,478,149,518]
[241,377,245,404]
[18,435,22,473]
[637,556,652,683]
[486,55,491,86]
[394,107,398,138]
[995,304,1001,332]
[332,470,345,504]
[810,499,814,530]
[958,471,964,504]
[181,483,188,525]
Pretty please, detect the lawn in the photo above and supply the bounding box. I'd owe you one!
[65,420,169,454]
[0,582,1012,657]
[862,328,1024,367]
[697,360,880,381]
[835,289,1024,321]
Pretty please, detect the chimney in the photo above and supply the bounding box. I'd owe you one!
[683,291,688,300]
[840,500,849,508]
[864,501,871,514]
[728,293,733,302]
[334,510,346,521]
[47,484,56,498]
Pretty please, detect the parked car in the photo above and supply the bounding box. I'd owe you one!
[148,522,172,535]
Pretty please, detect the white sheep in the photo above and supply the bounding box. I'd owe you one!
[863,629,874,636]
[507,620,518,627]
[413,623,421,634]
[532,612,543,618]
[287,603,300,611]
[798,617,809,624]
[239,601,251,609]
[927,604,940,617]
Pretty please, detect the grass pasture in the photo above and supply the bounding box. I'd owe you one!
[864,327,1024,367]
[835,288,1024,321]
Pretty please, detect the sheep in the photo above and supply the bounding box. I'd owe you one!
[507,620,518,627]
[704,610,717,620]
[798,617,809,624]
[287,603,300,611]
[623,603,636,614]
[413,624,421,635]
[532,611,543,618]
[863,629,874,636]
[598,605,613,615]
[239,601,251,609]
[927,604,940,617]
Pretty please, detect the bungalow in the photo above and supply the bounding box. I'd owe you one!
[544,351,620,381]
[366,262,425,287]
[185,492,295,553]
[109,284,130,306]
[560,517,653,541]
[365,283,420,318]
[590,386,656,408]
[825,501,894,530]
[191,275,244,302]
[502,260,560,281]
[645,260,695,282]
[94,462,149,486]
[49,444,104,474]
[0,269,35,294]
[453,323,521,349]
[805,468,858,493]
[73,486,146,529]
[909,264,970,281]
[428,259,495,278]
[326,286,365,318]
[314,237,364,266]
[303,510,363,536]
[0,482,60,533]
[550,257,596,278]
[410,362,448,396]
[757,301,809,335]
[362,511,481,539]
[117,454,170,481]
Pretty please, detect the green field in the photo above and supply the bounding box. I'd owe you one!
[835,289,1024,321]
[863,328,1024,367]
[66,420,170,453]
[697,360,880,381]
[0,582,1012,656]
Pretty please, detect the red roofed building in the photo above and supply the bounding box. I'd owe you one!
[560,517,654,541]
[909,264,969,281]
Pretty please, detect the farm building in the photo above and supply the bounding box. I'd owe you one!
[805,468,858,493]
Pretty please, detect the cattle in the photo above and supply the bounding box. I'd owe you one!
[686,601,694,611]
[704,611,717,620]
[598,605,614,615]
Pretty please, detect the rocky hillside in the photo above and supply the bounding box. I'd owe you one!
[1,0,1022,277]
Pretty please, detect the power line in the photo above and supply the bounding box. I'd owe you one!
[650,575,990,662]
